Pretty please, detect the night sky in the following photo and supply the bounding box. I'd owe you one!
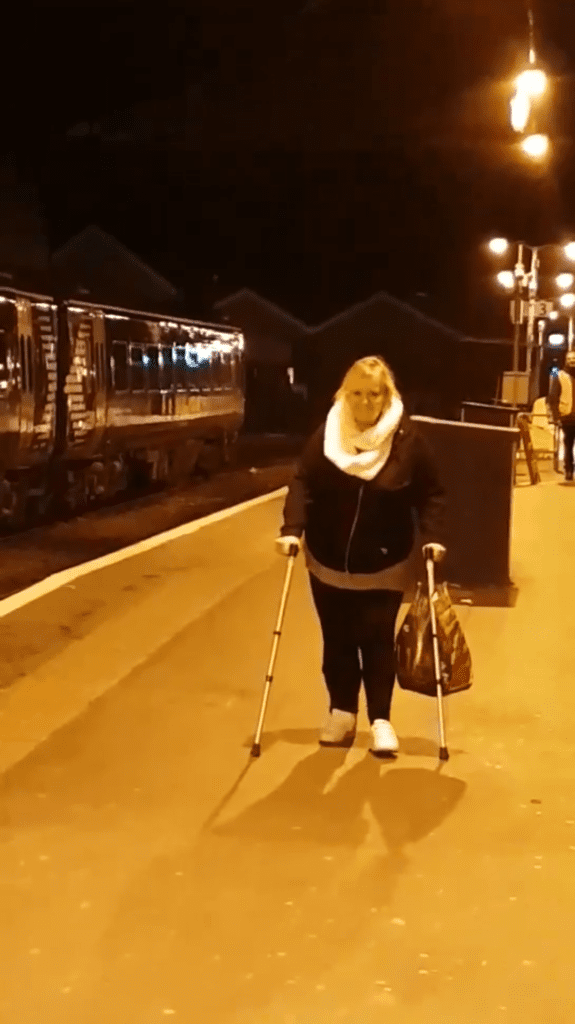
[3,0,575,335]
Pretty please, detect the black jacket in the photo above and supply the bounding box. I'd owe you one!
[281,414,446,574]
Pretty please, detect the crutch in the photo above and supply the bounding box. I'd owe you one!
[251,543,300,758]
[425,555,449,762]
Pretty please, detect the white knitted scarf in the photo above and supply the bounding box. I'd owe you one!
[323,394,404,481]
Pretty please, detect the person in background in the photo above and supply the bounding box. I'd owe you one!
[276,356,446,756]
[548,350,575,481]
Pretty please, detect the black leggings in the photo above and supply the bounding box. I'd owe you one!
[309,575,403,724]
[563,423,575,475]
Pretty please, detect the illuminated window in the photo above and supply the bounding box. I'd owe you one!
[0,331,9,390]
[174,346,187,390]
[160,346,173,390]
[130,345,145,391]
[146,346,160,390]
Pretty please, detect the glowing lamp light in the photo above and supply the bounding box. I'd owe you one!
[565,243,575,261]
[510,90,531,132]
[549,333,566,347]
[521,134,550,159]
[559,292,575,310]
[515,68,548,98]
[557,273,575,290]
[489,237,509,255]
[496,270,516,290]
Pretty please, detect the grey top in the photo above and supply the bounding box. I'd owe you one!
[303,540,413,592]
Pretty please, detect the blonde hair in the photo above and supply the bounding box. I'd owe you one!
[334,355,400,405]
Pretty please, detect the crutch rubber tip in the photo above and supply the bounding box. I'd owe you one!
[439,747,449,761]
[250,743,261,758]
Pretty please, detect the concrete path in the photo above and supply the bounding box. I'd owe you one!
[1,473,575,1023]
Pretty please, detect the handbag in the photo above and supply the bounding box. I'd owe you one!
[395,581,473,696]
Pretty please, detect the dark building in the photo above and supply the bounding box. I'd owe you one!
[213,286,516,431]
[306,291,466,424]
[50,225,182,313]
[213,288,310,432]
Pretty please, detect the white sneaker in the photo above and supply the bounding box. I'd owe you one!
[370,719,399,756]
[319,709,357,747]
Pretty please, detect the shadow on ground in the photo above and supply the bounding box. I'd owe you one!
[80,748,466,1022]
[243,726,466,759]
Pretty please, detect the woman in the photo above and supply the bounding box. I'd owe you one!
[276,356,446,756]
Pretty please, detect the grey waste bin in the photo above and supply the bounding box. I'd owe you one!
[412,416,519,590]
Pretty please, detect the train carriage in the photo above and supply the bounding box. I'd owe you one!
[0,287,245,524]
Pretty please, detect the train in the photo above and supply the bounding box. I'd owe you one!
[0,286,245,526]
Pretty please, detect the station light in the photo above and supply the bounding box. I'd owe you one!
[521,134,550,159]
[549,333,566,347]
[488,238,509,255]
[496,270,516,290]
[510,90,531,132]
[559,292,575,310]
[565,243,575,261]
[515,67,548,99]
[557,273,575,290]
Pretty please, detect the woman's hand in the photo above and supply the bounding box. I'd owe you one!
[275,535,302,556]
[422,542,446,563]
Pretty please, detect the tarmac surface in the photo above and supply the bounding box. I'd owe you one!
[0,456,574,1023]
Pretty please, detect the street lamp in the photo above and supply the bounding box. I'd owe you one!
[516,67,548,98]
[488,237,575,401]
[510,69,548,133]
[520,133,550,159]
[489,237,509,256]
[496,270,515,290]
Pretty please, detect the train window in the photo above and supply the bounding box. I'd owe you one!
[195,345,212,390]
[130,345,145,391]
[0,331,9,391]
[174,346,187,390]
[160,346,173,390]
[145,346,160,390]
[112,341,128,391]
[211,352,224,390]
[221,350,234,390]
[229,351,237,388]
[183,344,201,391]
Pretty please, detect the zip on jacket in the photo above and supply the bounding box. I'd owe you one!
[344,484,364,572]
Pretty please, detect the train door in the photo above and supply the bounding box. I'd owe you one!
[15,298,35,456]
[64,306,107,453]
[0,298,19,463]
[30,302,58,455]
[92,311,108,435]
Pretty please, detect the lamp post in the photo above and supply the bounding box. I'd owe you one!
[509,10,551,160]
[488,238,575,405]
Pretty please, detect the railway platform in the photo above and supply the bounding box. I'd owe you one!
[0,459,574,1023]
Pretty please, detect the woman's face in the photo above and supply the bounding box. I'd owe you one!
[345,369,388,431]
